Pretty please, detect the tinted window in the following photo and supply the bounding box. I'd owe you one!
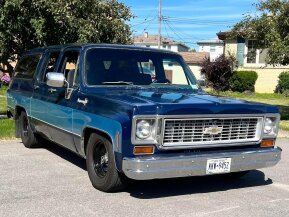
[85,48,198,89]
[59,50,80,87]
[14,54,42,79]
[42,52,60,82]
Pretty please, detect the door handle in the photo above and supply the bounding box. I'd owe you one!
[48,88,57,93]
[77,98,88,106]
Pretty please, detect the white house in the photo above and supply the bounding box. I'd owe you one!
[133,32,190,52]
[197,39,224,62]
[217,31,289,93]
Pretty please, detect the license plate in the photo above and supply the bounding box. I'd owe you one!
[206,158,231,174]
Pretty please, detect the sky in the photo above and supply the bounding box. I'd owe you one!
[121,0,257,49]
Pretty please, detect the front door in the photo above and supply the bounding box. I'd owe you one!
[31,50,61,140]
[45,48,81,152]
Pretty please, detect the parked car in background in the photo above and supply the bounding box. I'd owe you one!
[7,44,281,192]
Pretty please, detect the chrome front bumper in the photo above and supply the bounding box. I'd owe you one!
[122,147,282,180]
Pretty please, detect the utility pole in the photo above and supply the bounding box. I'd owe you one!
[158,0,162,49]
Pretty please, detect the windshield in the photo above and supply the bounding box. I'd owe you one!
[85,48,199,90]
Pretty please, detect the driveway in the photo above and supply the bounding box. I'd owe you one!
[0,139,288,217]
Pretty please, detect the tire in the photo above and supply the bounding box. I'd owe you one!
[19,111,39,148]
[86,133,125,192]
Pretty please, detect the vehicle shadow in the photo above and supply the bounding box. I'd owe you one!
[125,171,272,199]
[41,140,87,171]
[39,140,273,199]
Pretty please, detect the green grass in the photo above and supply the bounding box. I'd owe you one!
[208,90,289,121]
[0,119,15,139]
[280,121,289,131]
[0,85,8,115]
[215,91,289,106]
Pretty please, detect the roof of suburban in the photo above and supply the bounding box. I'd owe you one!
[179,52,209,64]
[25,43,181,55]
[133,34,190,49]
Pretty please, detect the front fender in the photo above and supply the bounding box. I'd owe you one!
[73,110,123,170]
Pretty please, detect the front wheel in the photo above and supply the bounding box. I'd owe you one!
[86,133,125,192]
[19,111,40,148]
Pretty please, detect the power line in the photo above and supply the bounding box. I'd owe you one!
[165,16,236,25]
[163,20,189,45]
[130,17,156,27]
[141,16,158,34]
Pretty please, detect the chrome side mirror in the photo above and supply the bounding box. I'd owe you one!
[46,72,65,88]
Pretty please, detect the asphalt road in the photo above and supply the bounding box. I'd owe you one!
[0,139,288,217]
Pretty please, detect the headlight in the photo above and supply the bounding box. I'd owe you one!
[264,118,274,134]
[136,120,153,139]
[132,117,161,144]
[263,115,280,138]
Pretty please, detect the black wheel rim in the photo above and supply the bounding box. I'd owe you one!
[22,116,29,137]
[93,142,108,178]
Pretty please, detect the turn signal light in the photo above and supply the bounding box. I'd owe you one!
[133,146,154,155]
[261,140,274,147]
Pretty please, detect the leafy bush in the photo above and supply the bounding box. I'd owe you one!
[230,71,258,92]
[275,71,289,94]
[200,55,236,92]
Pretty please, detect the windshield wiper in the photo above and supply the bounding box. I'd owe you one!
[102,81,134,85]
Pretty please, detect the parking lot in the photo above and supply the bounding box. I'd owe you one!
[0,139,288,217]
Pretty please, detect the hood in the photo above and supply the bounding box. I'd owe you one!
[87,87,279,116]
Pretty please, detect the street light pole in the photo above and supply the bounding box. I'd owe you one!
[158,0,162,49]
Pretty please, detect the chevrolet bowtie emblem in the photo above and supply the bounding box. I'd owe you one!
[203,126,223,135]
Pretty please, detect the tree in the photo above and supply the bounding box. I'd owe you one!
[200,54,236,92]
[231,0,289,65]
[0,0,133,74]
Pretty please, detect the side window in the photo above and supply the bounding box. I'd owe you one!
[42,52,60,82]
[59,50,80,87]
[138,59,156,81]
[14,54,42,79]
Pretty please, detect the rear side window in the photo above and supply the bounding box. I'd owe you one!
[14,54,42,79]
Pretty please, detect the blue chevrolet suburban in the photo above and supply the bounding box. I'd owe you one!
[7,44,281,192]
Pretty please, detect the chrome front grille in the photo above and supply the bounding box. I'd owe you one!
[162,117,263,147]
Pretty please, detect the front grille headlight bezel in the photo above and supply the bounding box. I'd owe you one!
[262,114,280,139]
[132,116,162,145]
[131,113,280,147]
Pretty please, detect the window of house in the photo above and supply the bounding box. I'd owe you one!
[247,40,257,63]
[210,46,216,52]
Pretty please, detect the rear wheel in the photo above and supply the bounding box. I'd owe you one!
[86,133,125,192]
[19,111,40,148]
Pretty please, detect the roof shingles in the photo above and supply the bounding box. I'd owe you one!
[179,52,209,65]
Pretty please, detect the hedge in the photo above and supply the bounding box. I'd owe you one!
[230,71,258,92]
[275,71,289,94]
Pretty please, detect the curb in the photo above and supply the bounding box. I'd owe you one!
[0,115,7,119]
[277,130,289,138]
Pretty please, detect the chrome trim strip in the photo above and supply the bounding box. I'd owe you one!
[28,115,81,137]
[122,147,282,180]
